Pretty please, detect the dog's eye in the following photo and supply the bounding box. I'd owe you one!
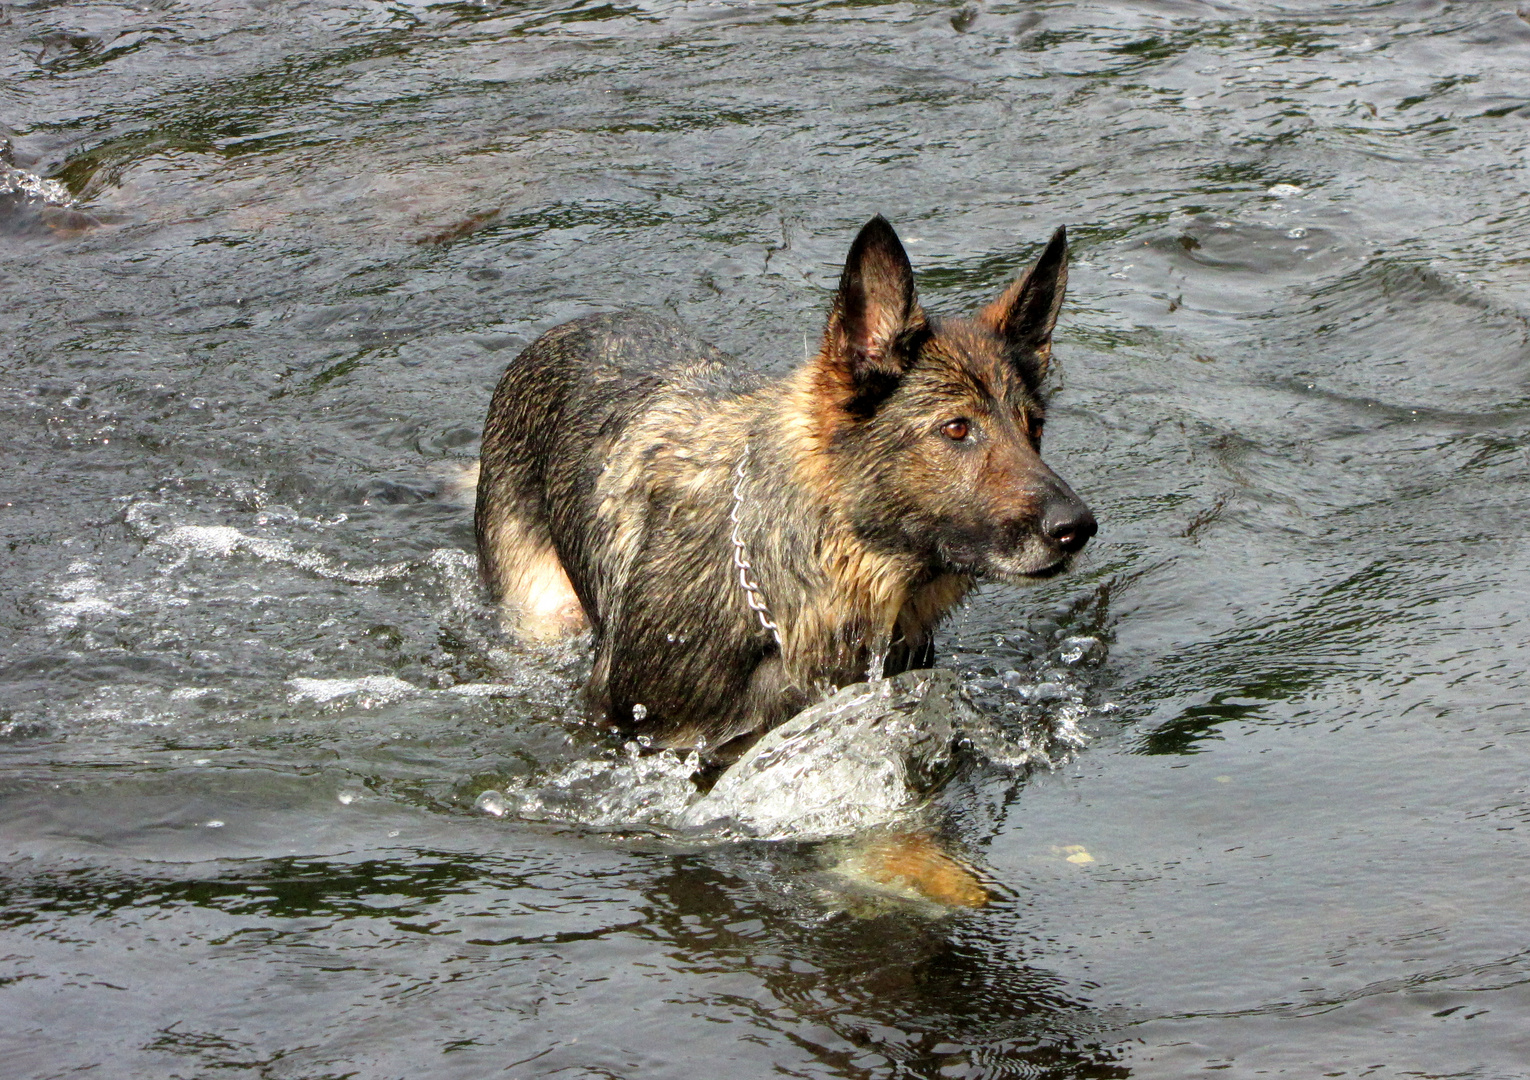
[941,419,970,441]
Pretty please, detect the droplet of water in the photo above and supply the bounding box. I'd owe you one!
[205,820,225,828]
[632,703,648,721]
[474,790,508,817]
[1266,183,1303,198]
[1057,636,1104,666]
[865,631,892,684]
[1024,682,1070,703]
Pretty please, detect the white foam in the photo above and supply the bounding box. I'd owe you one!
[151,523,411,585]
[44,573,127,631]
[445,682,520,698]
[287,675,418,706]
[1,164,75,206]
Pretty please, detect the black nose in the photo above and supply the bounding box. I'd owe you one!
[1042,497,1097,554]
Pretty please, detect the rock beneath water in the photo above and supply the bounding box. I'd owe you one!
[1,163,99,237]
[679,668,977,840]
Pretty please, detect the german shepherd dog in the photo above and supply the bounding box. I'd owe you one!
[476,216,1095,763]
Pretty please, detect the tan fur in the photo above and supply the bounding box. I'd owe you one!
[740,365,975,688]
[481,515,587,640]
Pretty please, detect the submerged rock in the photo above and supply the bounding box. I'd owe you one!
[1,163,99,237]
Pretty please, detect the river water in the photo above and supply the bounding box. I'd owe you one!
[4,1,1530,1076]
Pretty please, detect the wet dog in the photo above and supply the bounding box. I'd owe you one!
[475,216,1094,762]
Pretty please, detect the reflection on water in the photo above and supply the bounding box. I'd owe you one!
[0,843,1132,1077]
[5,1,1530,1076]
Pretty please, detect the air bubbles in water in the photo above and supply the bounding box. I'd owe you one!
[474,790,508,817]
[1020,681,1070,703]
[1,163,74,206]
[1056,635,1104,666]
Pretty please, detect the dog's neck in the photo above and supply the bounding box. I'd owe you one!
[737,374,972,678]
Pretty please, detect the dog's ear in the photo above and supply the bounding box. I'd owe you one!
[978,226,1068,381]
[823,216,926,400]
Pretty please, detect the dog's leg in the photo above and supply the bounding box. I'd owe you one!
[480,513,588,641]
[883,634,936,676]
[831,831,990,908]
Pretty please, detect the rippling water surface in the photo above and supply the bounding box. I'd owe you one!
[5,1,1530,1076]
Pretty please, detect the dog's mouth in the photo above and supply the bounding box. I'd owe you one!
[986,554,1073,585]
[1019,557,1071,580]
[942,545,1075,585]
[933,528,1084,585]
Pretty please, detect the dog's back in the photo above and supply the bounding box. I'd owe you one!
[477,312,724,586]
[477,311,787,750]
[477,311,735,621]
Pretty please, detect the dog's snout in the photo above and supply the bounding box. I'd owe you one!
[1041,496,1096,554]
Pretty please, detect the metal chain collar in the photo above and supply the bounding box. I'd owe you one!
[729,444,783,648]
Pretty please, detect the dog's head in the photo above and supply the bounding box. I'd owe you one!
[809,215,1095,583]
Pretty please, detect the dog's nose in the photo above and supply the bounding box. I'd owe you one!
[1042,497,1096,554]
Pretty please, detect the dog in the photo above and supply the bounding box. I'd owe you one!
[475,215,1095,763]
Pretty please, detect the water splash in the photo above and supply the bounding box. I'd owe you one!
[476,668,1081,843]
[680,670,968,840]
[1,163,74,207]
[287,676,418,707]
[125,501,411,585]
[2,162,98,236]
[864,628,893,684]
[489,742,703,830]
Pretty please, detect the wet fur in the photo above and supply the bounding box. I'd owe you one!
[476,217,1094,760]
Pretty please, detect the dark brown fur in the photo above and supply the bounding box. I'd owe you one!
[475,217,1095,760]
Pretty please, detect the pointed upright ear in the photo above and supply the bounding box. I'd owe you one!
[823,216,926,397]
[978,225,1069,379]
